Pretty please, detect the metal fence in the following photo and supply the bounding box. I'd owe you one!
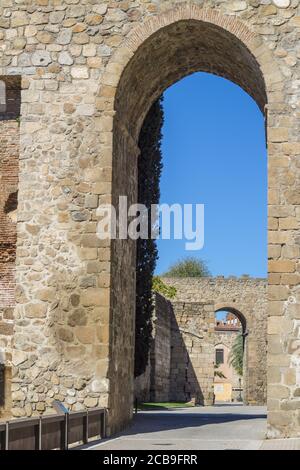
[0,407,106,450]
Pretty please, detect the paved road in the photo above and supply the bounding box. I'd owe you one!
[87,404,268,450]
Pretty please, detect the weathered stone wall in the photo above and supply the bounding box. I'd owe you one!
[135,294,215,406]
[106,3,300,437]
[0,0,298,437]
[134,293,172,403]
[150,293,172,402]
[134,362,150,403]
[164,277,268,406]
[0,77,20,417]
[134,293,174,402]
[170,301,215,405]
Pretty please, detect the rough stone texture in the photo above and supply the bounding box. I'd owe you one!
[0,76,20,418]
[150,293,172,402]
[134,295,215,405]
[134,362,150,403]
[0,0,298,438]
[134,293,172,404]
[164,277,268,406]
[170,301,215,405]
[135,282,263,407]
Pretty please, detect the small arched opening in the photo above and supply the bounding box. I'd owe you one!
[214,307,246,404]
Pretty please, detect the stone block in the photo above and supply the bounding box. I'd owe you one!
[75,326,95,344]
[24,303,47,318]
[0,322,13,336]
[81,288,109,307]
[268,411,292,427]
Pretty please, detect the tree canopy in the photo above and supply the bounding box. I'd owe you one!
[162,256,211,278]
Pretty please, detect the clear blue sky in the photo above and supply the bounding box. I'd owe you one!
[156,72,267,278]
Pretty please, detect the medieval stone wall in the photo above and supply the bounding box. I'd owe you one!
[134,293,172,403]
[134,295,215,406]
[150,293,172,402]
[134,362,150,403]
[170,301,215,405]
[135,280,264,407]
[164,277,268,406]
[0,0,299,437]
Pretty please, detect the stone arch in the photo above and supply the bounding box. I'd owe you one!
[215,342,229,352]
[215,306,247,334]
[215,307,247,402]
[214,301,265,406]
[98,3,283,122]
[104,5,277,433]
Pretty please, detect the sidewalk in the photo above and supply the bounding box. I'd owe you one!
[259,438,300,450]
[85,406,300,451]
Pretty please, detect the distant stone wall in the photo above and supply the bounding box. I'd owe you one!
[164,277,268,406]
[134,362,150,403]
[134,278,267,407]
[135,295,215,406]
[150,293,172,402]
[170,301,215,405]
[134,293,172,403]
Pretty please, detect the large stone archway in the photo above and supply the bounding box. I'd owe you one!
[105,7,271,434]
[101,4,299,438]
[0,1,297,440]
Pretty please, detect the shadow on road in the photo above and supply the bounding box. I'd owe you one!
[79,405,267,450]
[114,406,267,438]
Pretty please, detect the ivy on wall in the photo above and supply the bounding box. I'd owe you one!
[152,276,177,299]
[135,98,164,378]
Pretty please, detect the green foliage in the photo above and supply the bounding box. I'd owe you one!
[162,256,211,278]
[214,363,226,379]
[152,276,177,299]
[135,98,164,378]
[229,333,244,377]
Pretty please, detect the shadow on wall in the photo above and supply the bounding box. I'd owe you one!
[169,306,205,405]
[136,294,215,406]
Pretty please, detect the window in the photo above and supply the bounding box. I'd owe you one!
[0,80,6,112]
[216,348,224,365]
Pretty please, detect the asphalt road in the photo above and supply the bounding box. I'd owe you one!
[86,404,268,450]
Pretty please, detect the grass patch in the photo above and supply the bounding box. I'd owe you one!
[138,402,195,411]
